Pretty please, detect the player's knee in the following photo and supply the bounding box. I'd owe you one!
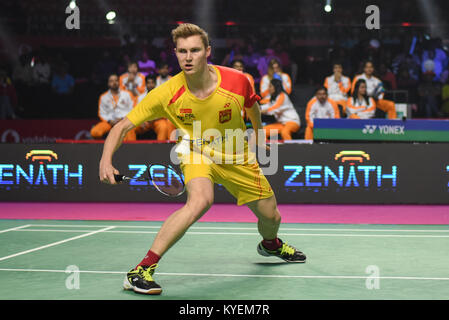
[186,197,213,219]
[264,208,281,225]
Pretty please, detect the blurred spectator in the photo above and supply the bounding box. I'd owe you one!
[393,54,421,80]
[257,48,277,78]
[117,54,132,76]
[242,43,261,76]
[92,50,118,86]
[260,79,300,140]
[379,63,397,90]
[346,79,376,119]
[32,52,51,85]
[352,61,396,119]
[221,44,244,67]
[323,62,351,116]
[160,39,180,74]
[421,39,448,82]
[51,64,75,118]
[417,71,442,118]
[12,54,34,115]
[119,61,146,99]
[138,51,157,76]
[135,74,175,140]
[441,75,449,116]
[305,87,340,140]
[274,42,291,71]
[231,59,255,93]
[90,74,137,141]
[396,67,418,103]
[0,69,18,119]
[156,63,172,87]
[51,64,74,95]
[260,59,292,100]
[12,54,33,86]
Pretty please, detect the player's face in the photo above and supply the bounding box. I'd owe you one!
[146,79,156,91]
[358,83,367,95]
[364,63,374,76]
[232,62,244,72]
[175,35,211,74]
[273,63,281,74]
[108,75,119,90]
[316,89,327,104]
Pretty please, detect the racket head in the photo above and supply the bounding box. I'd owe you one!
[147,163,185,197]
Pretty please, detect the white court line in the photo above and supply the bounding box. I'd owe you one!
[0,226,115,262]
[0,267,448,281]
[26,224,449,233]
[0,225,31,234]
[11,228,449,238]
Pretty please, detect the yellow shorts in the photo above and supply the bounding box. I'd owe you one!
[180,162,274,206]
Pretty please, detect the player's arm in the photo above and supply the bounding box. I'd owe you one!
[99,117,136,185]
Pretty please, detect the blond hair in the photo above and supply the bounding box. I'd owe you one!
[171,23,209,49]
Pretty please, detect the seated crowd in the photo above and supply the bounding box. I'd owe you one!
[89,56,401,142]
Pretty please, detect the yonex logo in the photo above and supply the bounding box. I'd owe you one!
[362,125,377,134]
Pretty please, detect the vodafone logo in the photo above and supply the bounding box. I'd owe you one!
[1,129,20,143]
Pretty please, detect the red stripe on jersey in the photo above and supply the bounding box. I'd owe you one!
[168,86,186,106]
[215,66,260,108]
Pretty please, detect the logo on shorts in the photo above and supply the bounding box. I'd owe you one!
[219,109,232,123]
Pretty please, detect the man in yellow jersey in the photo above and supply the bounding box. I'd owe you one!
[99,23,306,296]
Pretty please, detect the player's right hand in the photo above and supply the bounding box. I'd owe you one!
[99,161,120,185]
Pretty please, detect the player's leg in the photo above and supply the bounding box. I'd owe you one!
[247,195,306,263]
[124,177,214,295]
[149,177,214,256]
[246,195,281,240]
[216,163,306,263]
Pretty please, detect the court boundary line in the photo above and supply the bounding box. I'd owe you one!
[0,267,448,281]
[9,228,449,238]
[20,224,449,233]
[0,224,31,234]
[0,226,115,262]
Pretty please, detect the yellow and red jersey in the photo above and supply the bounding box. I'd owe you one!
[126,65,260,164]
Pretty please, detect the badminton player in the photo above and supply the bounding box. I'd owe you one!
[99,23,306,295]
